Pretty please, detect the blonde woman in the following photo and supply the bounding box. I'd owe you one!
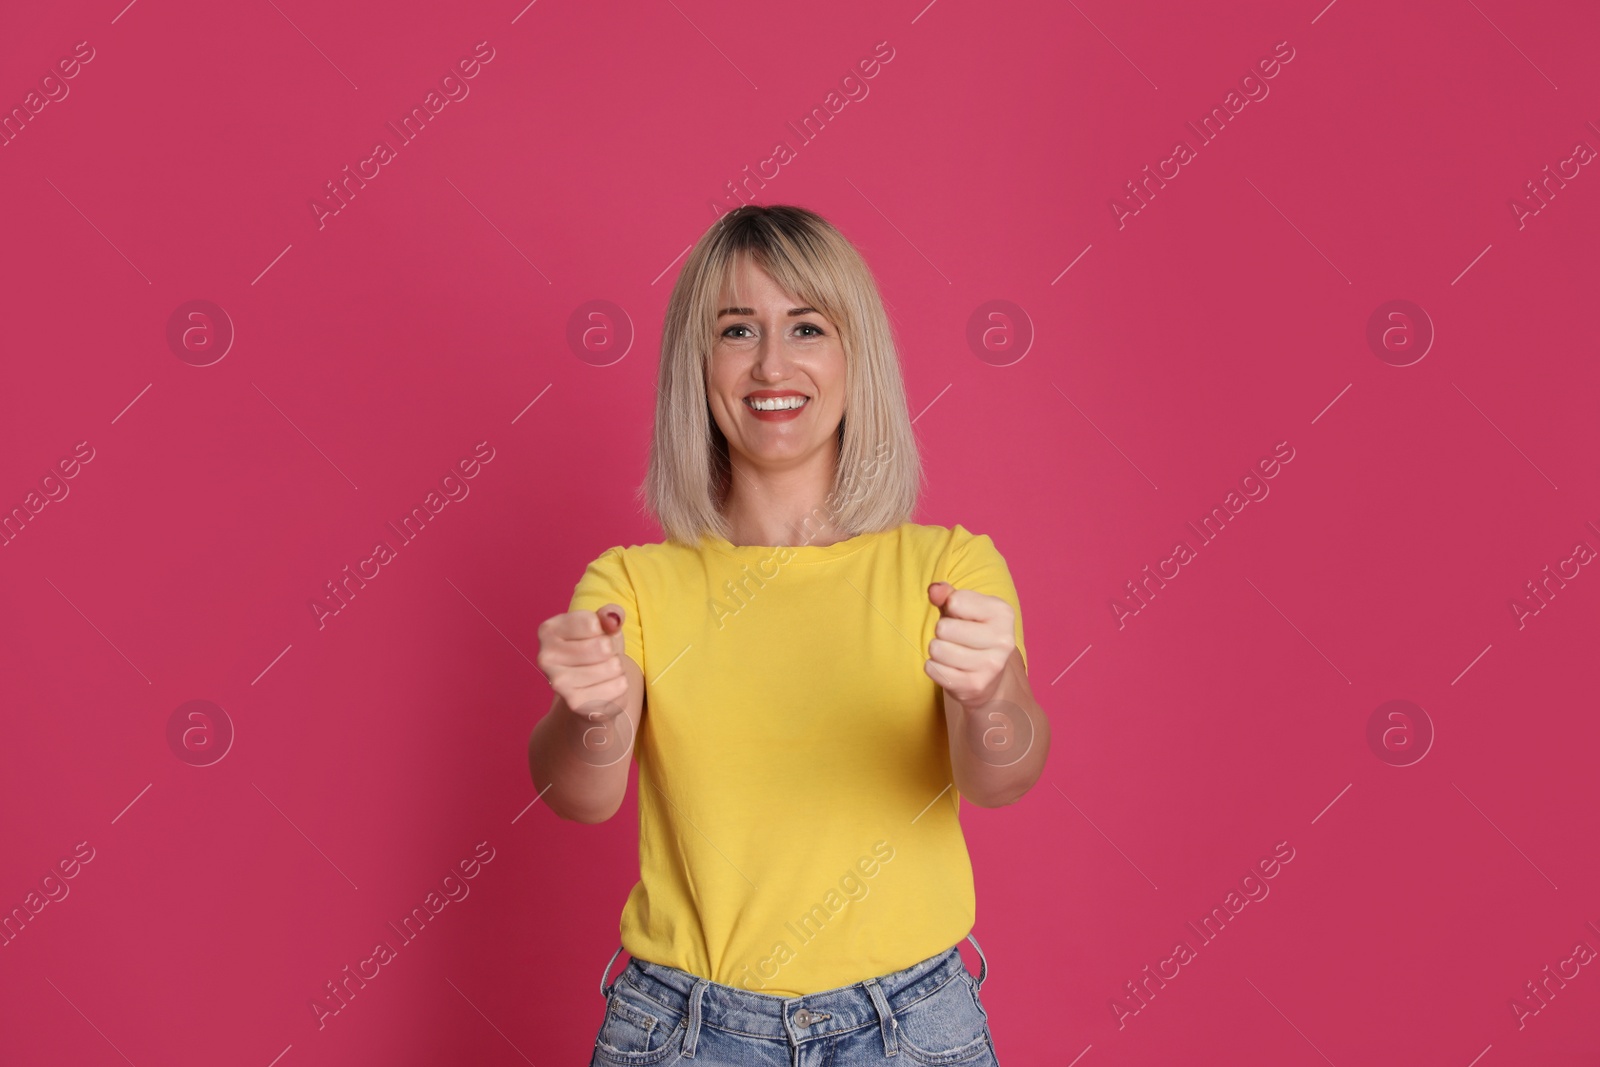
[529,204,1049,1066]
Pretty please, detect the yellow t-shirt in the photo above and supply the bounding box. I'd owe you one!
[566,522,1028,996]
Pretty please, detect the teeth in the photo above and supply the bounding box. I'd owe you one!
[746,396,808,411]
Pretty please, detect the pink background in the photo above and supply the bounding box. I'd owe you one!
[3,0,1598,1064]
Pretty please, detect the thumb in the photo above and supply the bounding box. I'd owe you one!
[928,582,954,617]
[597,604,625,633]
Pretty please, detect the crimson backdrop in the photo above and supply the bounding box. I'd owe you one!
[3,1,1597,1064]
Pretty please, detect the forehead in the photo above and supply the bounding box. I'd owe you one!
[715,290,828,322]
[717,257,819,306]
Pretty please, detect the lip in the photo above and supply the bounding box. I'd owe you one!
[742,391,810,422]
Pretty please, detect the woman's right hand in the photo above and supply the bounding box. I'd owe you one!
[536,604,630,721]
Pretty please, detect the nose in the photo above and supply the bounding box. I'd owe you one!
[752,333,792,381]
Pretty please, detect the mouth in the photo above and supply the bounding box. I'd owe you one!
[742,394,810,412]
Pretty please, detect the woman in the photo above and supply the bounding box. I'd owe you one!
[529,204,1049,1066]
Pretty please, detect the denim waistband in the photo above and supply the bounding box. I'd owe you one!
[597,935,988,1051]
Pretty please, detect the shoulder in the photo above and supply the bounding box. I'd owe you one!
[577,537,702,577]
[891,522,1006,559]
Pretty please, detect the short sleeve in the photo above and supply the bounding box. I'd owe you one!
[566,546,644,672]
[944,525,1028,674]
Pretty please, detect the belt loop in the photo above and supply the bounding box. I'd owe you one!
[599,944,626,997]
[681,977,710,1057]
[966,933,989,990]
[863,977,899,1057]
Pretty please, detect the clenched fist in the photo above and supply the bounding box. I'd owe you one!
[924,581,1015,707]
[537,603,631,721]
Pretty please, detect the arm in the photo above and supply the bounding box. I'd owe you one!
[925,581,1051,808]
[527,610,646,824]
[942,647,1051,807]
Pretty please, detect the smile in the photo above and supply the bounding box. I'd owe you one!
[743,396,809,411]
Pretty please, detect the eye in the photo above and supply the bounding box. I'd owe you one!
[795,322,824,337]
[722,324,753,339]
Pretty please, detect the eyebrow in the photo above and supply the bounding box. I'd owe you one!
[717,306,820,317]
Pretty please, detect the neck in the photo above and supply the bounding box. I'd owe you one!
[720,441,846,547]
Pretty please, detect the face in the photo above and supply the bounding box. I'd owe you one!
[706,257,846,472]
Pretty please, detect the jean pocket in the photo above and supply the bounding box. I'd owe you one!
[592,986,684,1066]
[892,971,993,1066]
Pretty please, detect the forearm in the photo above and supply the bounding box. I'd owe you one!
[943,648,1050,807]
[527,660,643,823]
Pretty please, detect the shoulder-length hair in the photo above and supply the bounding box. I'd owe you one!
[640,204,923,547]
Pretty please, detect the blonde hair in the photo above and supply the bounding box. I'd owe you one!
[640,205,923,547]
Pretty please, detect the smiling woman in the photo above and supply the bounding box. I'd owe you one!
[529,204,1049,1067]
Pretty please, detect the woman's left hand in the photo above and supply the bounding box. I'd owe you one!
[924,581,1015,707]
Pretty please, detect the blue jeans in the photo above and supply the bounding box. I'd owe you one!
[588,935,1000,1066]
